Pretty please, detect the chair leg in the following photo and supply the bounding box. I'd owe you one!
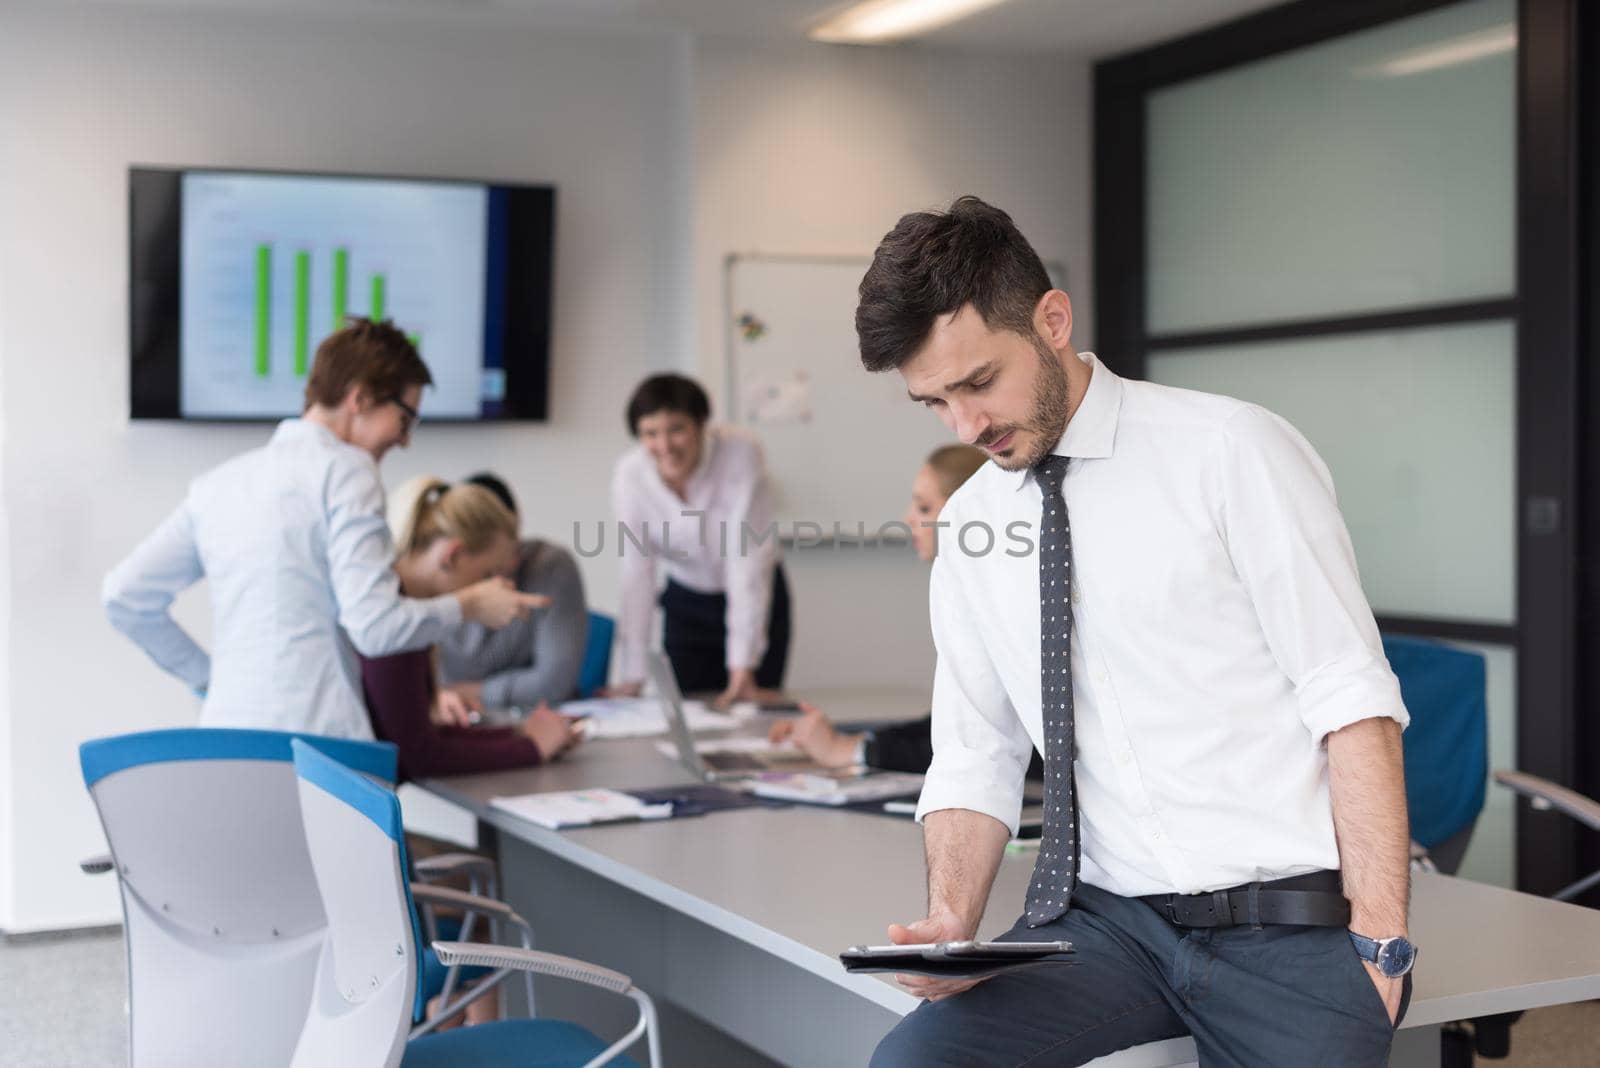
[1441,1024,1475,1068]
[1469,1011,1523,1059]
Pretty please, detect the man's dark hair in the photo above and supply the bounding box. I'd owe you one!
[303,317,432,411]
[465,472,518,516]
[625,374,711,436]
[856,196,1052,372]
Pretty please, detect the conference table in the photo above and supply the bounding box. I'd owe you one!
[421,688,1600,1068]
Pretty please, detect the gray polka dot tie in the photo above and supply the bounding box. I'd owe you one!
[1027,454,1078,927]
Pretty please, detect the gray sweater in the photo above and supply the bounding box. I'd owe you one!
[438,539,589,708]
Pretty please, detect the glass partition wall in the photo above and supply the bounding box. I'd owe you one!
[1094,0,1585,894]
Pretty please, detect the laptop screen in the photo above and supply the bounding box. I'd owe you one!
[647,654,707,779]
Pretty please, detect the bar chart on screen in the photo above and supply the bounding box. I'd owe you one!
[179,172,489,418]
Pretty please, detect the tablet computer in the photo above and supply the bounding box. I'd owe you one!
[840,940,1075,978]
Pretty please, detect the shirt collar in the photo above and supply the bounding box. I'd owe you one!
[690,425,720,487]
[1007,351,1123,492]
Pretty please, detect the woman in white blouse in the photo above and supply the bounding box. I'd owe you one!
[607,374,790,709]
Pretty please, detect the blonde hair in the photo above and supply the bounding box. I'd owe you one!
[923,444,988,499]
[388,476,517,557]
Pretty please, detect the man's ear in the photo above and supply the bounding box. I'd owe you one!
[345,384,375,414]
[1034,290,1074,352]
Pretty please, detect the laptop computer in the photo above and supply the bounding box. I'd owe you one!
[647,654,835,782]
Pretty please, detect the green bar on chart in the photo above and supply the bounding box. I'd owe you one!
[294,251,311,377]
[370,274,387,321]
[332,248,349,330]
[254,244,271,377]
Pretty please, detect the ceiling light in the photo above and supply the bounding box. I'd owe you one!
[808,0,1014,45]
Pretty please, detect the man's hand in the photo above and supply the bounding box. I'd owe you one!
[457,578,549,629]
[1361,960,1403,1025]
[886,911,990,1002]
[520,701,584,761]
[768,703,859,768]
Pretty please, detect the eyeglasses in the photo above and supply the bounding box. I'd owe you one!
[388,396,420,433]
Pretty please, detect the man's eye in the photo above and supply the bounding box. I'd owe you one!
[970,377,994,392]
[921,398,944,409]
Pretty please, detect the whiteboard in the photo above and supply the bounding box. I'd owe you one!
[724,254,949,540]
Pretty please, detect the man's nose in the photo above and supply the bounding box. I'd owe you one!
[950,399,988,446]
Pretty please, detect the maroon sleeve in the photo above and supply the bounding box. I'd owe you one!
[361,649,544,781]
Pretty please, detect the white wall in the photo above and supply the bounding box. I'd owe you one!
[0,3,694,931]
[692,37,1091,689]
[0,5,1091,931]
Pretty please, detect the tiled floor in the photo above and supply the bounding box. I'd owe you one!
[1,928,1596,1066]
[0,930,126,1067]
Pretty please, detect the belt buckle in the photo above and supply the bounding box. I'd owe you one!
[1162,896,1181,926]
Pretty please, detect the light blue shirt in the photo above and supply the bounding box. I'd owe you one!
[103,418,462,738]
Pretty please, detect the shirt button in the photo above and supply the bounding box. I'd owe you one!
[1093,668,1107,684]
[1071,586,1082,605]
[1116,750,1132,766]
[1152,828,1164,840]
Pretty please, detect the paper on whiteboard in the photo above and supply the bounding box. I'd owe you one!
[744,371,812,425]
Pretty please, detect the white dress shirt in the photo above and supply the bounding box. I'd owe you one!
[917,353,1408,898]
[103,418,462,739]
[611,425,780,683]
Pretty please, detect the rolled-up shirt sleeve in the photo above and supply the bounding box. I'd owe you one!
[102,499,211,694]
[1219,405,1408,745]
[916,552,1035,835]
[325,452,461,658]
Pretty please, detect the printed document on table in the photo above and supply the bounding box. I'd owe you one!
[558,696,757,739]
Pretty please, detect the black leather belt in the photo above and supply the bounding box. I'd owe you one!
[1140,870,1350,928]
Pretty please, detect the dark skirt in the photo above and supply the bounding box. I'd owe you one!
[660,564,791,695]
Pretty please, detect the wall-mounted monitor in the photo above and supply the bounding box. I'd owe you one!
[129,167,555,421]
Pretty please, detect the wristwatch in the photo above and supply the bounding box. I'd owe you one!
[1348,932,1417,978]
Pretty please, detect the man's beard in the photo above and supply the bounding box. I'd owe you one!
[986,338,1071,472]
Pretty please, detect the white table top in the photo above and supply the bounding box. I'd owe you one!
[423,697,1600,1029]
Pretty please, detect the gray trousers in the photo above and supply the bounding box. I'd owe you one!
[870,883,1411,1068]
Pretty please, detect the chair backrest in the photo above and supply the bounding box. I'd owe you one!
[79,728,397,1068]
[290,738,424,1068]
[578,611,616,698]
[1383,635,1489,854]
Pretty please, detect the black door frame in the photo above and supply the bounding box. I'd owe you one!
[1093,0,1585,895]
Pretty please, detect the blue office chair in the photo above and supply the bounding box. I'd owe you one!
[78,728,399,1067]
[288,738,660,1067]
[79,728,513,1064]
[578,611,615,698]
[1382,635,1489,875]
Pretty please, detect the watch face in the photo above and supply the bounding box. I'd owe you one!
[1376,938,1416,978]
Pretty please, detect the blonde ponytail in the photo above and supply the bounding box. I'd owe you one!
[388,475,516,557]
[924,444,988,499]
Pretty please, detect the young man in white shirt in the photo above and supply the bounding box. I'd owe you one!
[860,199,1415,1066]
[105,318,545,740]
